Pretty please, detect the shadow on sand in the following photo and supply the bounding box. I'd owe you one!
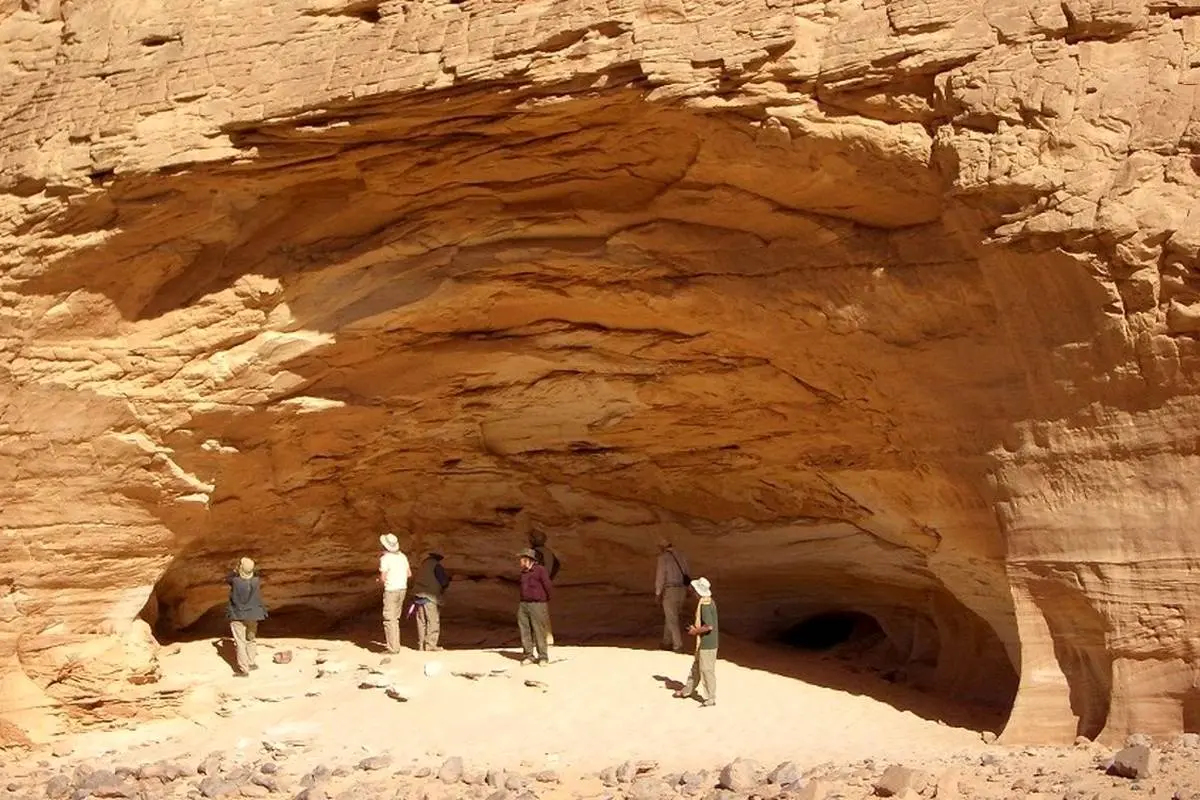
[166,615,1006,734]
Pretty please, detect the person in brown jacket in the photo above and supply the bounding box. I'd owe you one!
[516,548,552,665]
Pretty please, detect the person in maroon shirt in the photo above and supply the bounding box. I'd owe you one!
[516,548,553,665]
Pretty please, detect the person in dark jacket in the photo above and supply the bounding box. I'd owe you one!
[226,556,268,677]
[528,531,561,645]
[516,548,552,665]
[411,551,451,651]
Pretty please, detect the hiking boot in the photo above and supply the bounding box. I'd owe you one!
[521,657,536,666]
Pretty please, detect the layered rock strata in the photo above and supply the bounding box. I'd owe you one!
[2,0,1200,746]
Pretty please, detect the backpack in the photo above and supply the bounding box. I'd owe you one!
[669,551,690,586]
[536,545,562,581]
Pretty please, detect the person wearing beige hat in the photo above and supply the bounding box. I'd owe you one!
[673,577,718,707]
[225,556,267,677]
[378,533,411,654]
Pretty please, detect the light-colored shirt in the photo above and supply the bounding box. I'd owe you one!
[656,549,689,595]
[380,551,411,591]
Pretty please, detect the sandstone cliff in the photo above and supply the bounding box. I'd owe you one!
[2,0,1200,746]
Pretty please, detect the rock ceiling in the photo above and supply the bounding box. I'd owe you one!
[2,0,1200,748]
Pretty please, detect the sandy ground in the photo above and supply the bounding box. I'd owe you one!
[49,634,991,776]
[5,633,1200,799]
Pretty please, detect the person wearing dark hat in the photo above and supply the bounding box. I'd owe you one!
[411,551,451,651]
[673,577,718,706]
[528,530,562,645]
[516,548,553,665]
[378,533,411,654]
[225,556,268,677]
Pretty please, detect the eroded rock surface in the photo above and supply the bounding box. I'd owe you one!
[2,0,1200,745]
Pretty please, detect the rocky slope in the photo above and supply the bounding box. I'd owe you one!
[2,0,1200,747]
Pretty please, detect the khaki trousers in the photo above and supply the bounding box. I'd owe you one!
[661,586,687,650]
[382,589,406,653]
[517,601,550,662]
[681,648,717,702]
[230,620,258,674]
[415,596,441,651]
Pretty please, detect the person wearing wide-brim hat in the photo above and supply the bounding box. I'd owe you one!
[225,556,268,677]
[516,548,553,665]
[673,576,718,706]
[377,533,411,654]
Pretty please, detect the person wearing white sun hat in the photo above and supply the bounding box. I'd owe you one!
[377,533,411,654]
[225,556,267,677]
[673,576,718,707]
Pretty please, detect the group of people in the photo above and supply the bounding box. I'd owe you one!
[223,533,719,707]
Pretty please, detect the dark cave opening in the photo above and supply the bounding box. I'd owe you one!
[778,610,887,652]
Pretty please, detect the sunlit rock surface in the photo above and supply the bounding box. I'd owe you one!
[3,0,1200,746]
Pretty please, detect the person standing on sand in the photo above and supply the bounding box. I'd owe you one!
[226,557,267,677]
[673,577,718,707]
[411,550,451,651]
[655,537,690,652]
[516,548,553,665]
[528,530,562,645]
[378,533,411,654]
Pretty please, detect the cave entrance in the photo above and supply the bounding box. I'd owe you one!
[28,82,1027,736]
[778,611,886,652]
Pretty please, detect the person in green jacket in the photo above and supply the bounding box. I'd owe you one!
[673,577,718,707]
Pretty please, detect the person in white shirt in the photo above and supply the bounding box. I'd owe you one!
[655,537,690,652]
[378,533,411,654]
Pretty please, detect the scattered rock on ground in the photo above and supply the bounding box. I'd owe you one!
[438,757,464,784]
[357,755,392,772]
[197,776,239,798]
[718,759,758,792]
[795,779,829,800]
[44,774,71,799]
[1108,745,1155,779]
[874,765,931,797]
[629,777,672,800]
[768,762,800,786]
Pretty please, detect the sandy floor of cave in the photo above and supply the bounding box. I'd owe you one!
[50,633,995,776]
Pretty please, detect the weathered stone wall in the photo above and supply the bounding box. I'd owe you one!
[2,0,1199,745]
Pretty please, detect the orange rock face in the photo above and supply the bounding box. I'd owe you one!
[2,0,1200,745]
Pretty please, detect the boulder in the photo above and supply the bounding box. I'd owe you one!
[718,759,759,793]
[874,766,931,797]
[438,758,465,784]
[1107,745,1155,779]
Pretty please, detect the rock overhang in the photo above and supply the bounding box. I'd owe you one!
[3,0,1200,749]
